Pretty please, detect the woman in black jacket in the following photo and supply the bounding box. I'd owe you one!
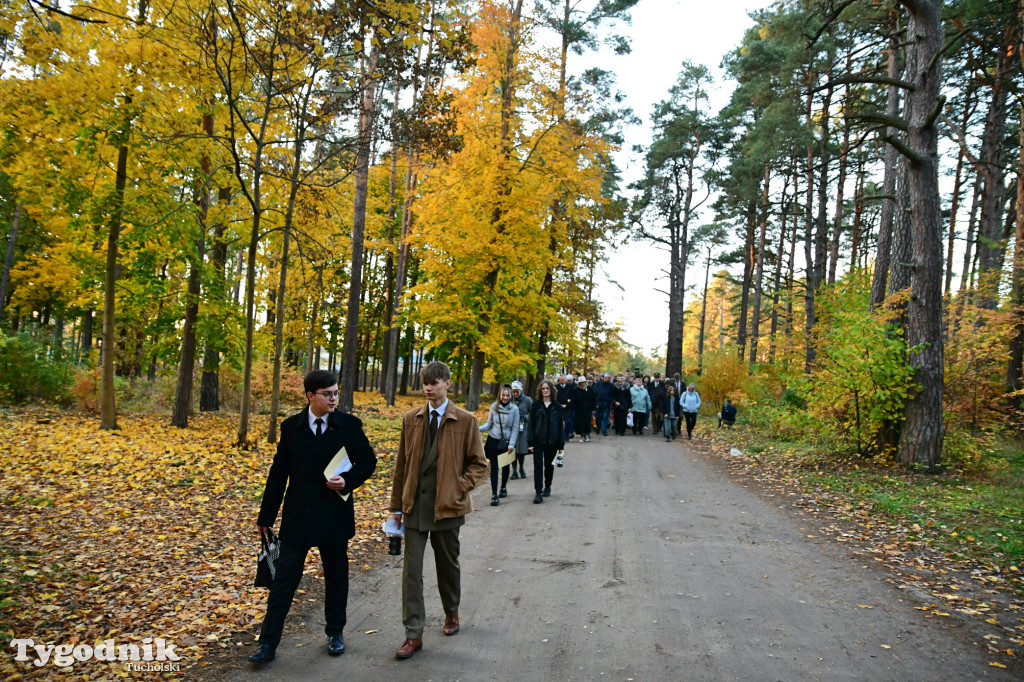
[527,380,565,503]
[572,376,596,442]
[661,383,680,441]
[610,375,631,436]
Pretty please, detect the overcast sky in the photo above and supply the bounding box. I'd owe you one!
[571,0,777,356]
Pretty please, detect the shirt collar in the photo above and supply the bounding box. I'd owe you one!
[308,407,329,433]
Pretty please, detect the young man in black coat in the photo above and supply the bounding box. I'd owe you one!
[248,370,377,665]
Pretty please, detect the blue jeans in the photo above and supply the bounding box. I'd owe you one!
[563,408,574,436]
[663,416,677,440]
[595,406,610,434]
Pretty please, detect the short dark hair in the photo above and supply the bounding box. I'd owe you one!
[420,361,451,384]
[304,369,337,396]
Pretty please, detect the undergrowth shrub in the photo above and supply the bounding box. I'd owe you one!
[0,332,74,405]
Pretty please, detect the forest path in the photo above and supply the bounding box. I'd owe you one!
[219,429,1013,681]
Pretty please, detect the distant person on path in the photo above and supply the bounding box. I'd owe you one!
[249,370,378,665]
[527,380,565,502]
[680,382,702,439]
[593,373,613,436]
[629,378,652,435]
[719,398,737,429]
[557,375,576,441]
[390,361,488,660]
[648,373,666,434]
[510,381,531,480]
[573,376,596,442]
[611,375,631,436]
[479,385,520,506]
[661,383,680,442]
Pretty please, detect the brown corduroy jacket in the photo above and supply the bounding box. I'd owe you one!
[390,402,488,521]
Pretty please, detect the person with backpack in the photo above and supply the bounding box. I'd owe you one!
[680,382,702,440]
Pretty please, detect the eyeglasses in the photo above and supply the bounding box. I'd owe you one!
[316,391,339,399]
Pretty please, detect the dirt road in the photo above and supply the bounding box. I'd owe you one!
[221,432,1015,681]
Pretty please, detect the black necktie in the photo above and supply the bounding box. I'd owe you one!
[314,417,324,437]
[429,410,439,444]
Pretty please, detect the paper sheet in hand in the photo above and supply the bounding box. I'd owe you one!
[382,517,404,537]
[497,448,516,469]
[324,447,352,501]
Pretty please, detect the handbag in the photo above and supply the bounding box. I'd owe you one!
[254,529,281,588]
[626,411,634,428]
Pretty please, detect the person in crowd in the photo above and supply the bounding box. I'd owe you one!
[509,381,531,479]
[680,382,702,439]
[661,383,680,442]
[390,361,488,660]
[648,373,666,434]
[249,370,378,665]
[593,373,613,436]
[572,375,596,442]
[719,398,737,429]
[557,374,576,442]
[629,377,652,435]
[479,385,519,506]
[611,375,631,436]
[642,375,651,388]
[527,380,565,502]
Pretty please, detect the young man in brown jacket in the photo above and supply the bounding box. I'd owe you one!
[389,361,488,660]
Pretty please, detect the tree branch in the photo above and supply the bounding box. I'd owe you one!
[848,111,909,131]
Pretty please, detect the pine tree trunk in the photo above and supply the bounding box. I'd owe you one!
[895,0,945,471]
[870,27,902,310]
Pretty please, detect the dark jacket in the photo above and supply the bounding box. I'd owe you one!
[556,382,576,409]
[258,407,377,547]
[528,400,565,449]
[592,379,614,408]
[649,381,667,406]
[721,403,737,422]
[573,387,596,433]
[610,383,631,409]
[661,392,680,419]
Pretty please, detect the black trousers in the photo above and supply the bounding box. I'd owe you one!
[533,444,559,492]
[632,411,647,435]
[259,540,348,648]
[684,411,698,436]
[485,436,511,494]
[515,451,527,473]
[613,407,628,435]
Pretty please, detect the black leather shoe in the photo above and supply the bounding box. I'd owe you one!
[533,493,543,504]
[499,487,507,498]
[542,487,551,497]
[510,471,519,480]
[248,643,276,664]
[491,495,499,506]
[327,634,345,656]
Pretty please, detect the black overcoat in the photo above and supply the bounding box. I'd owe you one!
[257,407,377,547]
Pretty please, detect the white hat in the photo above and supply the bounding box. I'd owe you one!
[577,376,587,383]
[511,381,523,391]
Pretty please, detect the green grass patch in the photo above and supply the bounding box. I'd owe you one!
[720,409,1024,591]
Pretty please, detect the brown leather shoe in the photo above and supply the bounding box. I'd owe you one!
[443,612,460,636]
[395,639,423,660]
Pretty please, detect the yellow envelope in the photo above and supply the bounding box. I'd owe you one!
[324,447,352,501]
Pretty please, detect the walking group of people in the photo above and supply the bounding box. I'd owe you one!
[479,380,565,507]
[246,362,736,668]
[551,371,707,442]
